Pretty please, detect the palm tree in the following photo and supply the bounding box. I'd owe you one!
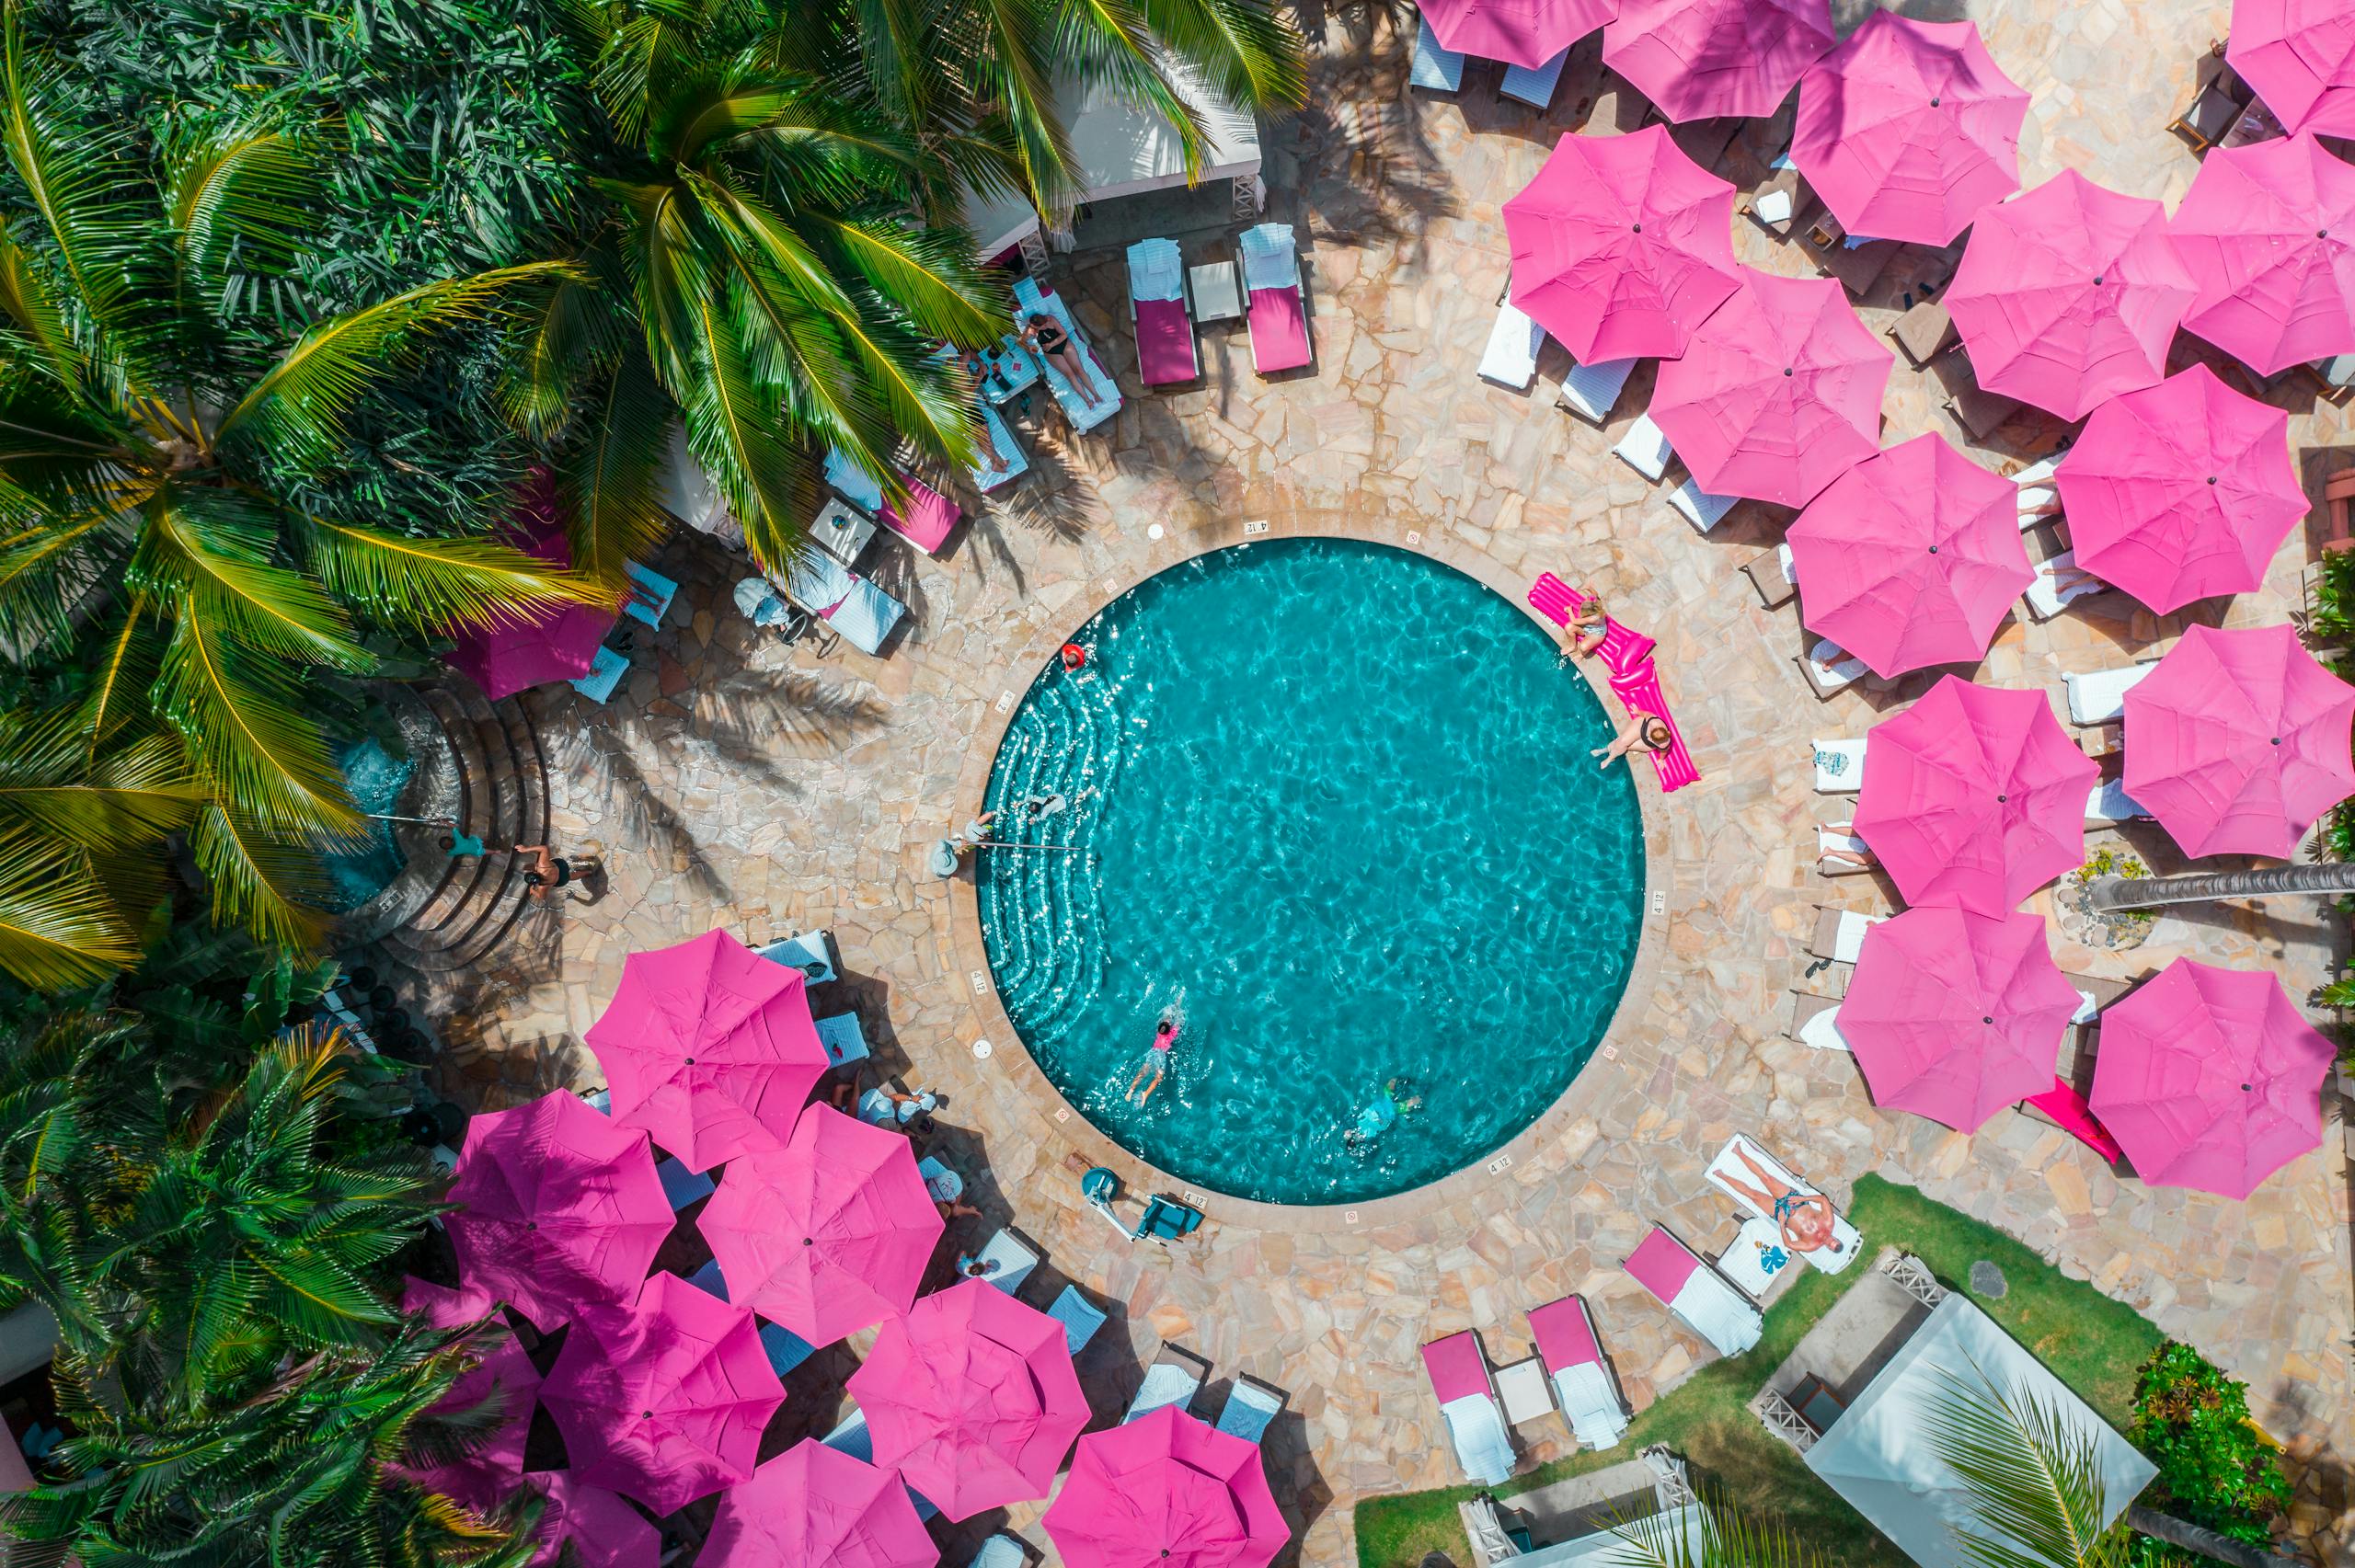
[1603,1483,1837,1567]
[2081,862,2355,913]
[1926,1368,2137,1568]
[508,0,1010,578]
[0,2,591,981]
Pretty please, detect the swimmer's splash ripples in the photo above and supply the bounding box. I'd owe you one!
[977,539,1646,1205]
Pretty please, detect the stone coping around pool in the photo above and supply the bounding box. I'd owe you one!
[946,507,1671,1234]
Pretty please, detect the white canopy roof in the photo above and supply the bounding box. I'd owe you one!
[1510,1504,1707,1568]
[1803,1295,2155,1568]
[959,60,1261,255]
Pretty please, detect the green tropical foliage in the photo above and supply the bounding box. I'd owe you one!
[2128,1344,2292,1550]
[0,2,591,981]
[1606,1484,1836,1568]
[1927,1366,2136,1568]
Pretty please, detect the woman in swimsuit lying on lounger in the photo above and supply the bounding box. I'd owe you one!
[1716,1143,1842,1257]
[1817,821,1879,875]
[1022,314,1109,413]
[1592,711,1671,769]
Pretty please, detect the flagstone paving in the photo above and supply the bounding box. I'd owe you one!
[419,1,2355,1562]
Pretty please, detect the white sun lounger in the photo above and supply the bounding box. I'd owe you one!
[1626,1227,1763,1359]
[1810,907,1884,966]
[1125,1343,1209,1424]
[1013,276,1122,432]
[1705,1134,1862,1275]
[2065,663,2156,725]
[1613,413,1672,482]
[1500,47,1568,109]
[2027,550,2108,619]
[971,400,1028,491]
[1558,357,1637,423]
[970,1536,1026,1568]
[1215,1376,1286,1445]
[1048,1285,1108,1355]
[1422,1332,1515,1484]
[1527,1296,1628,1450]
[1240,223,1311,374]
[823,446,886,512]
[971,1228,1040,1295]
[1410,10,1466,91]
[1789,992,1852,1052]
[781,552,906,656]
[1812,738,1867,793]
[1127,237,1199,387]
[1479,300,1546,390]
[2086,776,2150,824]
[1800,638,1868,699]
[1669,476,1738,533]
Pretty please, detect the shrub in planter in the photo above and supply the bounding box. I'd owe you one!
[2130,1343,2292,1548]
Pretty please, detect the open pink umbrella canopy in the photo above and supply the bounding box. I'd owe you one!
[1043,1404,1291,1568]
[844,1277,1087,1522]
[1419,0,1615,71]
[2173,132,2355,374]
[532,1472,661,1568]
[1650,269,1890,506]
[703,1441,936,1568]
[1601,0,1834,122]
[402,1275,500,1329]
[2090,959,2336,1197]
[1503,127,1740,363]
[445,477,616,702]
[2228,0,2355,136]
[1946,170,2199,420]
[446,1091,672,1331]
[585,928,830,1171]
[541,1272,785,1516]
[1842,908,2079,1132]
[1853,677,2097,915]
[2122,624,2355,858]
[699,1104,944,1347]
[2052,364,2306,614]
[1785,432,2033,678]
[1789,13,2028,246]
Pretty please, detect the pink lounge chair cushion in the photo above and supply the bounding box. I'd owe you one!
[879,475,960,554]
[1135,297,1199,385]
[1247,286,1311,372]
[1625,1226,1701,1305]
[1527,1296,1601,1373]
[1420,1332,1490,1403]
[2024,1077,2124,1162]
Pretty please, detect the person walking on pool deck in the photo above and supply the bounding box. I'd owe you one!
[515,843,601,901]
[1125,1014,1181,1105]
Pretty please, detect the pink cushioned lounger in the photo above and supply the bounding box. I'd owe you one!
[1135,297,1199,385]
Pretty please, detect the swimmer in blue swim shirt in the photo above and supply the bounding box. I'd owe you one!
[1345,1078,1424,1149]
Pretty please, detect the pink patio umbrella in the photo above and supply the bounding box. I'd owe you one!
[1789,12,2028,246]
[2122,623,2355,858]
[445,477,617,701]
[1852,676,2097,916]
[540,1272,785,1516]
[393,1278,541,1508]
[698,1104,944,1347]
[2091,959,2336,1196]
[584,927,831,1171]
[1945,170,2199,420]
[531,1472,661,1568]
[2227,0,2355,137]
[1650,268,1891,506]
[2052,364,2307,614]
[1502,126,1740,363]
[2173,132,2355,375]
[702,1441,936,1568]
[844,1277,1087,1522]
[1419,0,1616,72]
[1784,432,2033,678]
[1841,907,2079,1133]
[445,1091,672,1331]
[1042,1403,1291,1568]
[1601,0,1834,122]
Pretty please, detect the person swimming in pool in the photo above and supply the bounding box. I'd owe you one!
[1344,1078,1424,1149]
[1125,1014,1181,1106]
[1714,1141,1843,1258]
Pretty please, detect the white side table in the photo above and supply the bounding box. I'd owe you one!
[813,498,876,566]
[1189,260,1245,324]
[1494,1356,1553,1426]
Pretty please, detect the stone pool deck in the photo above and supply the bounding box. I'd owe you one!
[419,0,2355,1561]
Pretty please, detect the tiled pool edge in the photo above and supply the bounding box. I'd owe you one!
[946,508,1673,1236]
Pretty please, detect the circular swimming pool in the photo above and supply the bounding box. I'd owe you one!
[976,539,1646,1205]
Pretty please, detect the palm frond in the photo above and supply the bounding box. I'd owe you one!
[79,599,159,750]
[593,6,711,142]
[557,351,675,590]
[672,285,810,573]
[0,709,202,853]
[804,212,1004,347]
[0,828,137,989]
[1608,1485,1837,1568]
[186,804,327,951]
[0,503,123,655]
[213,261,581,462]
[0,233,86,395]
[152,600,360,842]
[611,177,717,393]
[299,513,595,635]
[1926,1363,2135,1568]
[494,272,614,441]
[1047,0,1213,176]
[134,485,372,673]
[162,116,321,300]
[1137,0,1310,112]
[967,0,1086,209]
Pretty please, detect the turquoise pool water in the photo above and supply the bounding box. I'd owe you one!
[977,539,1646,1205]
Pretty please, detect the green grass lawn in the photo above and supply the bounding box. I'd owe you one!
[1354,1173,2169,1568]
